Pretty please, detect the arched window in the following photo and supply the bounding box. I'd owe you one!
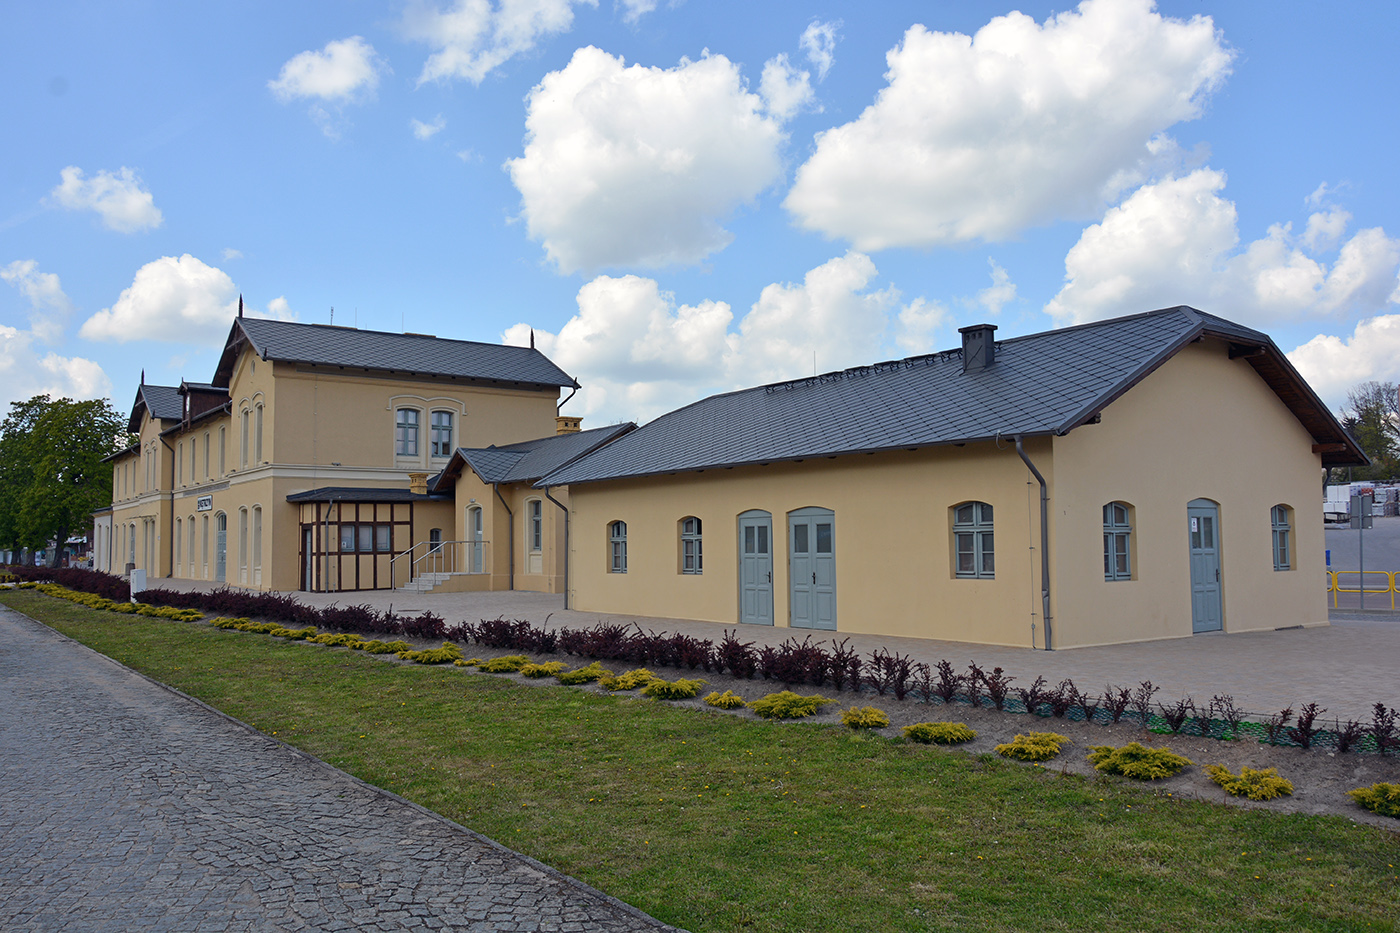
[188,514,197,572]
[252,506,263,586]
[238,507,249,584]
[528,499,543,552]
[1272,505,1292,571]
[680,516,702,574]
[1103,502,1133,581]
[241,408,250,468]
[219,427,226,475]
[431,410,453,458]
[609,521,627,573]
[952,501,994,578]
[254,403,264,463]
[174,518,182,576]
[396,408,420,456]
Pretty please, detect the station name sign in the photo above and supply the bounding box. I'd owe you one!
[196,495,213,512]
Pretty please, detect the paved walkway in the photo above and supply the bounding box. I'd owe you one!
[148,579,1400,723]
[0,606,682,933]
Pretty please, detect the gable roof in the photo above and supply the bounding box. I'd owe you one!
[212,317,578,390]
[434,422,636,491]
[127,383,183,432]
[539,306,1366,487]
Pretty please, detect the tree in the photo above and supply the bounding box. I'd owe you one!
[1335,381,1400,483]
[0,395,130,566]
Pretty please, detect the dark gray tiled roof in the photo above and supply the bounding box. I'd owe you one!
[285,486,445,503]
[128,383,183,431]
[216,318,578,389]
[437,423,636,491]
[540,306,1363,486]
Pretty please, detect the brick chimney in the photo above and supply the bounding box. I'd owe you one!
[959,323,998,373]
[408,472,428,495]
[555,416,582,435]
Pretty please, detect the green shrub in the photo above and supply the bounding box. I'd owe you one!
[599,668,660,691]
[1347,782,1400,818]
[1205,764,1294,800]
[309,632,362,647]
[747,690,834,719]
[641,677,707,700]
[996,732,1071,762]
[1087,742,1192,780]
[396,641,463,664]
[519,660,568,678]
[841,706,891,729]
[477,654,531,673]
[704,690,748,710]
[557,662,610,685]
[904,722,976,745]
[360,639,411,654]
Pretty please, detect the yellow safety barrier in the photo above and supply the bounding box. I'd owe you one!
[1327,570,1398,610]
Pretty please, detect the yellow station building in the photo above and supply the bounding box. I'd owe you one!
[101,305,1365,648]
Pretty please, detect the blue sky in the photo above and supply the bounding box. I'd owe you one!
[3,0,1398,427]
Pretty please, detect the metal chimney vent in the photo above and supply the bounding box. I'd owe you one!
[959,323,998,373]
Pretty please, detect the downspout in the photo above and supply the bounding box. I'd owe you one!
[158,434,176,577]
[557,384,578,415]
[1014,435,1053,651]
[543,486,570,610]
[493,483,514,590]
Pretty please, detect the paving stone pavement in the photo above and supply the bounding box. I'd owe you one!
[0,607,684,933]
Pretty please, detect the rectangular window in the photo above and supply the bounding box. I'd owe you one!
[1272,506,1291,571]
[1103,502,1132,582]
[396,409,419,456]
[529,500,543,552]
[339,525,356,552]
[357,524,374,553]
[431,411,453,458]
[375,524,391,553]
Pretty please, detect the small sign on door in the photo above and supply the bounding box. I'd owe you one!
[1190,517,1198,532]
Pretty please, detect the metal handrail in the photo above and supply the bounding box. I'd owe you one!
[389,539,489,589]
[1327,570,1397,610]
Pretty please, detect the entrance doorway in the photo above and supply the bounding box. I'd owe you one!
[214,513,227,583]
[738,510,773,625]
[1187,499,1223,633]
[788,507,835,630]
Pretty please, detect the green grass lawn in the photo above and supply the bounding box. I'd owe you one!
[4,589,1397,933]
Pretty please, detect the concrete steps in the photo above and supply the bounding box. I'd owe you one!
[397,572,454,594]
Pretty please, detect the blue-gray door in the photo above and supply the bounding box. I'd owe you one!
[1188,499,1222,633]
[738,510,773,625]
[215,513,227,583]
[789,507,835,630]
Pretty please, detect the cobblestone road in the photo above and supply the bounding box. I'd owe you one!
[0,607,683,933]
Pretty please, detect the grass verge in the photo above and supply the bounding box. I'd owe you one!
[4,589,1397,933]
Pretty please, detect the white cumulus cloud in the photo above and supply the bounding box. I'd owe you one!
[503,252,906,423]
[800,19,840,81]
[79,255,294,346]
[1045,169,1400,326]
[1,262,109,408]
[1288,315,1400,409]
[616,0,655,24]
[506,46,787,273]
[784,0,1233,250]
[404,0,592,86]
[50,166,163,233]
[759,54,815,120]
[976,260,1017,316]
[411,114,448,139]
[269,36,385,137]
